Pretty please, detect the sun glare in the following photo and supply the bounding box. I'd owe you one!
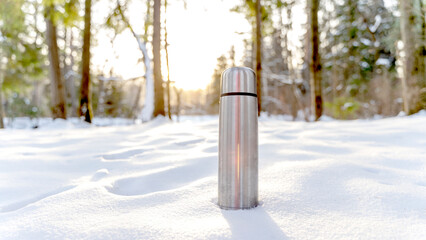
[166,0,251,90]
[92,0,251,91]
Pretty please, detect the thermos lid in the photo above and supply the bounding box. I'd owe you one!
[221,67,257,96]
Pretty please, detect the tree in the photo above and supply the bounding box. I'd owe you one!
[419,0,426,97]
[45,4,67,119]
[229,45,236,67]
[0,57,4,128]
[310,0,322,120]
[153,0,165,117]
[79,0,93,123]
[107,0,154,121]
[1,0,47,125]
[255,0,262,115]
[263,0,308,120]
[50,0,81,118]
[165,0,172,120]
[399,0,422,114]
[232,0,272,115]
[206,54,228,114]
[64,27,78,117]
[141,0,154,121]
[319,0,398,118]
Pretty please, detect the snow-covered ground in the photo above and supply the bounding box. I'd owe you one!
[0,113,426,239]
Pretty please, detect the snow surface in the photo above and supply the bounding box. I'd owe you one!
[1,113,426,239]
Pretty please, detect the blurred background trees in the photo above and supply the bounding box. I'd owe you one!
[228,0,425,120]
[0,0,425,128]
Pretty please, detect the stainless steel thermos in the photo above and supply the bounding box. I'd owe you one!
[218,67,258,210]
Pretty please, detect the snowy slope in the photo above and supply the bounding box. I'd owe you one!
[0,113,425,239]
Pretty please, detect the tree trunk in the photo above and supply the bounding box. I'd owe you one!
[418,0,426,109]
[255,0,262,116]
[139,42,154,121]
[130,81,142,118]
[303,0,311,112]
[0,52,4,128]
[0,78,4,128]
[229,45,236,67]
[115,1,154,121]
[141,0,154,121]
[399,0,419,114]
[45,5,67,119]
[174,87,182,122]
[79,0,93,123]
[68,29,78,117]
[62,28,76,117]
[165,0,172,120]
[310,0,322,121]
[97,79,105,115]
[153,0,165,117]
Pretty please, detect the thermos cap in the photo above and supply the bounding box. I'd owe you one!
[220,67,257,96]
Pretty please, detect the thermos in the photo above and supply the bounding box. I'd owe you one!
[218,67,258,210]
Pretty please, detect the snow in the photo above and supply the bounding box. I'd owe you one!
[342,102,354,110]
[360,61,370,68]
[360,38,372,46]
[1,113,426,239]
[375,58,391,67]
[370,15,382,33]
[3,117,136,129]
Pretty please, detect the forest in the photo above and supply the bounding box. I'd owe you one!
[0,0,425,127]
[1,1,426,238]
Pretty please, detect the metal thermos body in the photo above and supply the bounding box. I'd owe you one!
[218,67,258,210]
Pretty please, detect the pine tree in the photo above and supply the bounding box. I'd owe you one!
[319,0,398,118]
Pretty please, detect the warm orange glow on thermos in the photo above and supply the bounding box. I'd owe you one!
[218,67,258,210]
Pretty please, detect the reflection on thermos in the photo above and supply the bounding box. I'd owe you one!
[218,67,258,210]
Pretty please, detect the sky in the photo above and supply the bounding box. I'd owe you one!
[91,0,305,91]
